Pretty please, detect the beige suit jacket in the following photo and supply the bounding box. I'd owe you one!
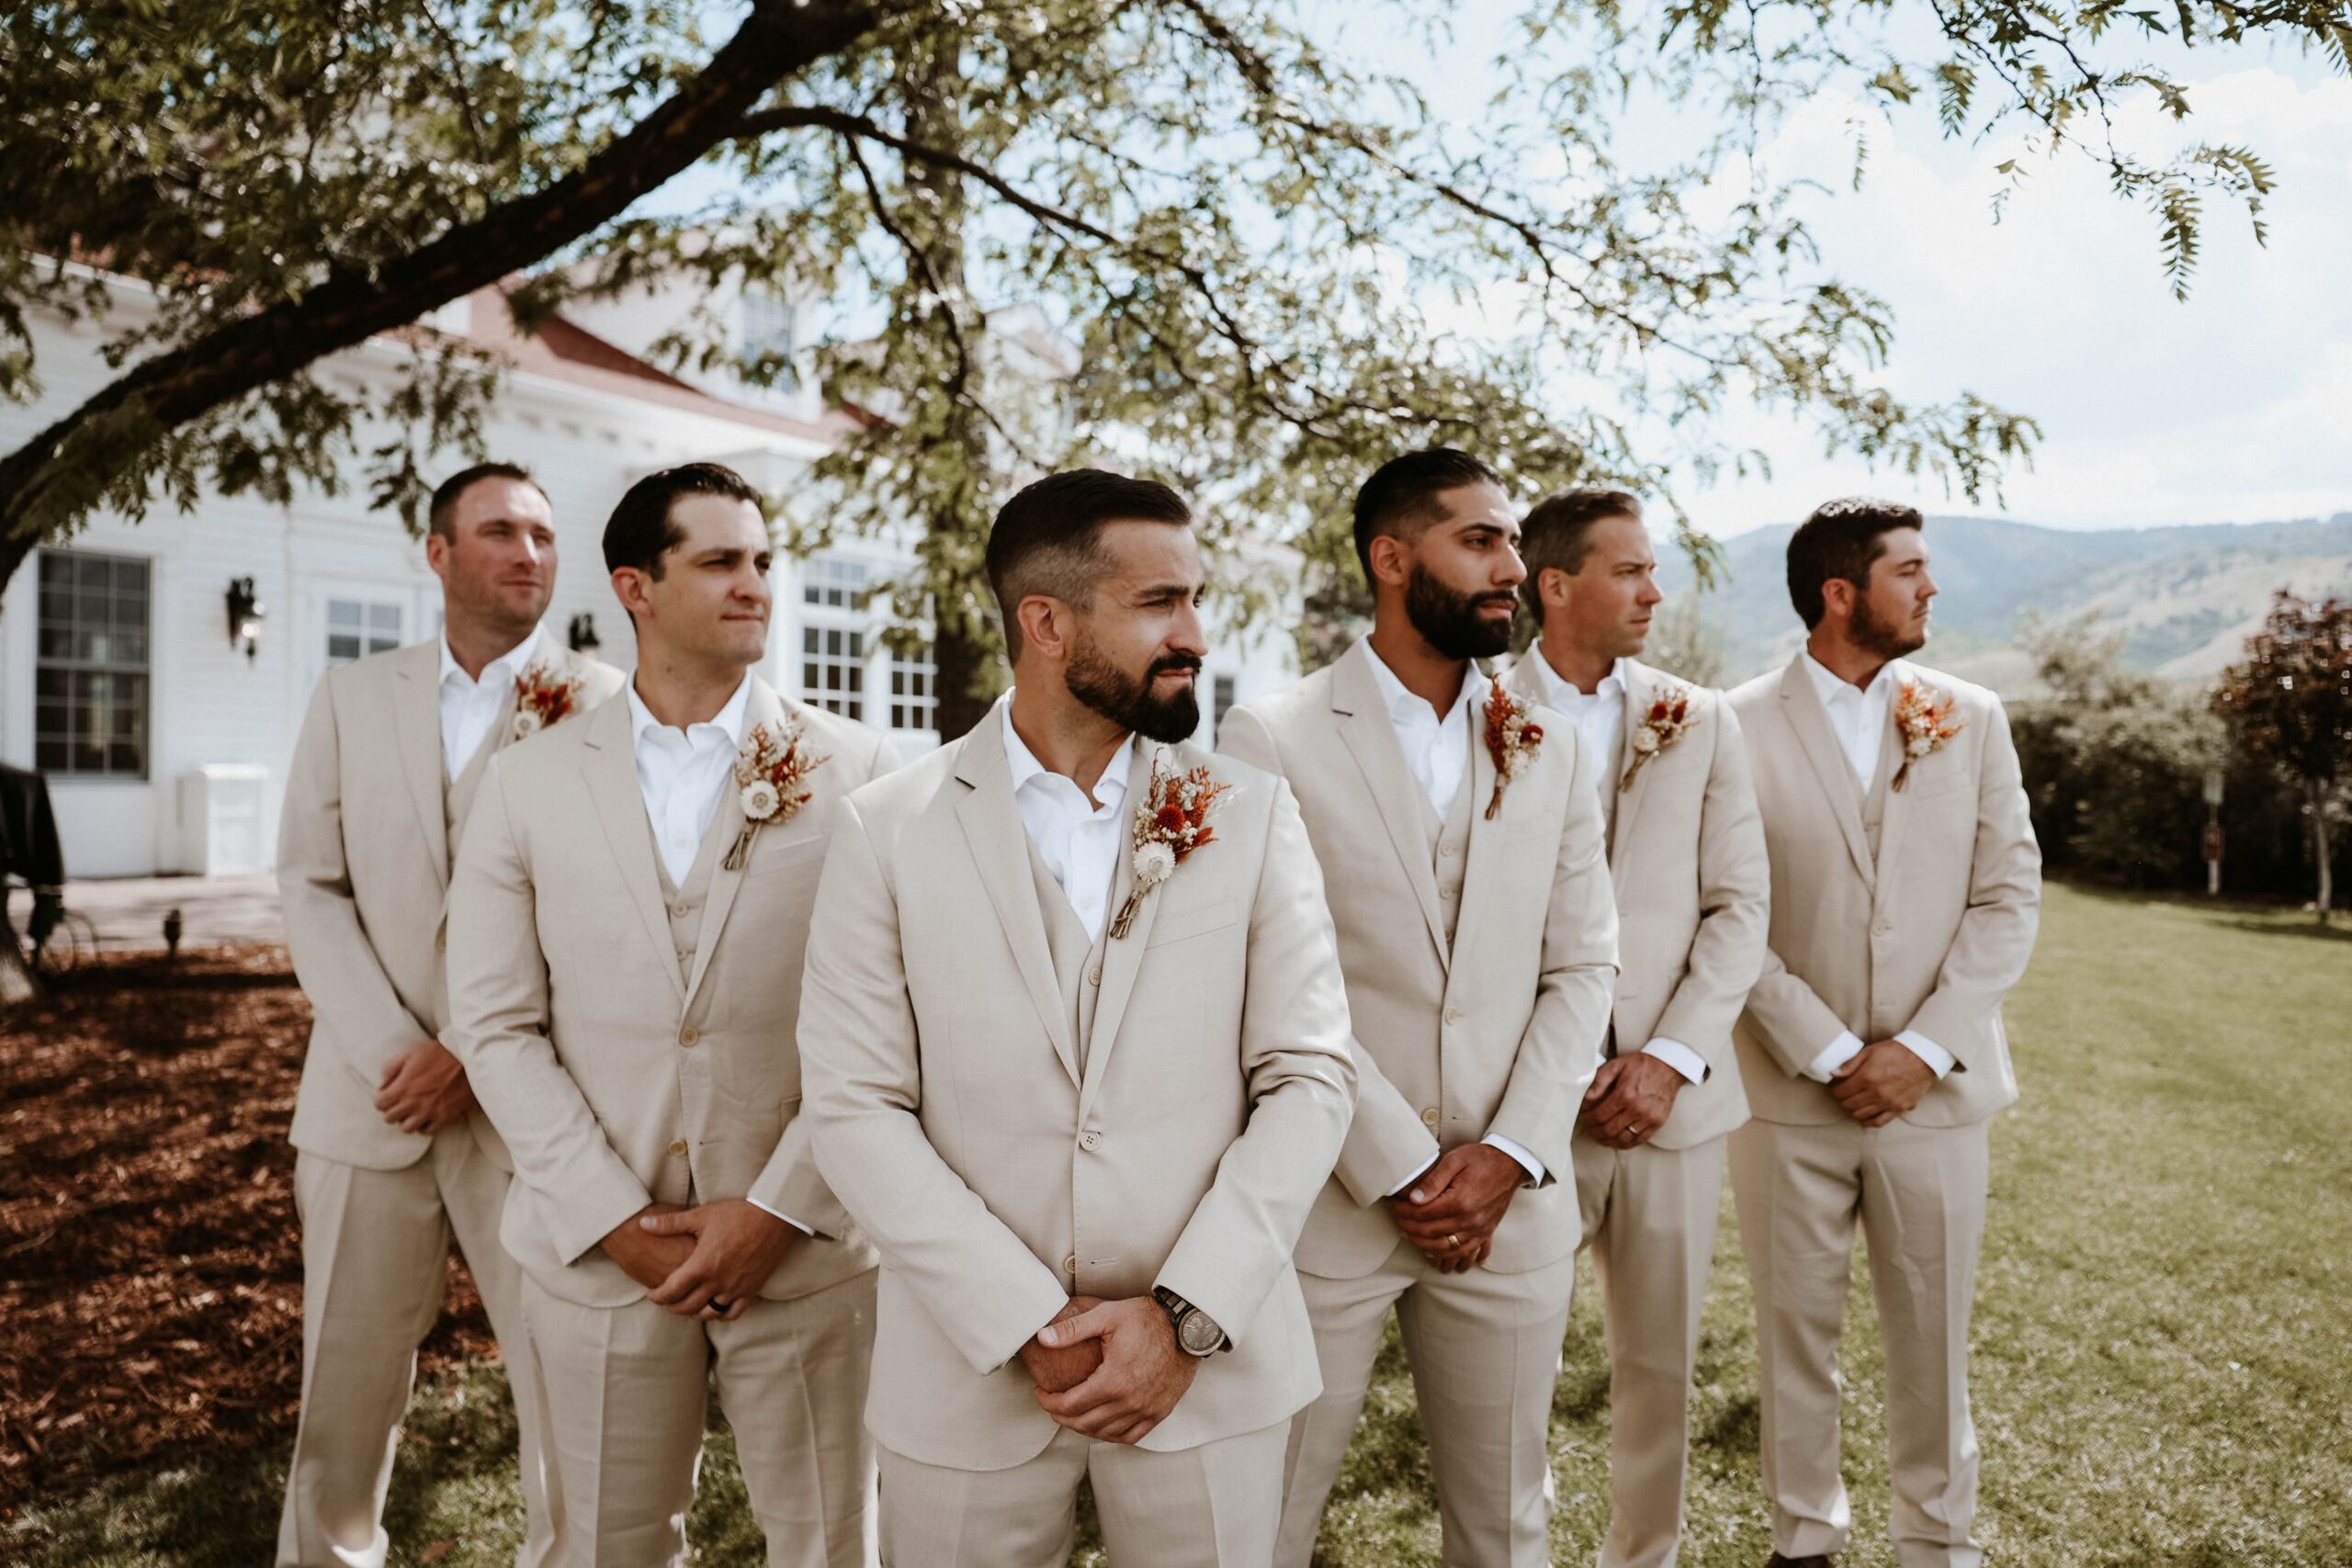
[798,704,1358,1470]
[1727,653,2041,1127]
[1504,655,1770,1149]
[444,678,894,1307]
[1218,639,1619,1279]
[280,637,624,1173]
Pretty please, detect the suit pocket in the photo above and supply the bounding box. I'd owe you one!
[1145,897,1238,949]
[744,829,829,874]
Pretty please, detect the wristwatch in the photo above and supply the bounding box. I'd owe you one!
[1151,1285,1228,1357]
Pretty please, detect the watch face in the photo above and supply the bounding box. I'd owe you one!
[1179,1310,1224,1356]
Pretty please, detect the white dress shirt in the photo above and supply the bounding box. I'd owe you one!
[628,676,810,1235]
[1795,650,1954,1084]
[1003,702,1136,943]
[1517,645,1708,1089]
[1359,644,1547,1188]
[438,624,544,779]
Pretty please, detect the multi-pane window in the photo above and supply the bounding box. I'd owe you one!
[888,646,937,733]
[802,626,865,720]
[1213,673,1238,734]
[36,550,151,779]
[801,555,866,610]
[326,599,403,666]
[740,289,798,391]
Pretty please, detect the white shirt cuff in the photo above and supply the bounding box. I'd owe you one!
[1481,1134,1545,1187]
[1894,1029,1956,1079]
[1803,1030,1867,1083]
[1641,1037,1709,1086]
[1385,1150,1442,1199]
[747,1196,814,1235]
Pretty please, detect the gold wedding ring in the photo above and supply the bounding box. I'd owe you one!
[1447,1233,1461,1249]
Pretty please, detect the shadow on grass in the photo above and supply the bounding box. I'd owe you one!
[2217,916,2352,943]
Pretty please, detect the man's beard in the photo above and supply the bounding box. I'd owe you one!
[1850,590,1927,660]
[1405,564,1516,661]
[1067,637,1202,743]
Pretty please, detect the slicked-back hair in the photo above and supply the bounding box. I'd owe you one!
[1351,448,1503,582]
[985,468,1193,660]
[427,461,542,540]
[1517,487,1643,615]
[602,462,765,581]
[1786,498,1925,629]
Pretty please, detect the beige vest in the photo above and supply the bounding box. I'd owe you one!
[430,689,516,1032]
[1030,841,1113,1074]
[651,816,729,1206]
[1419,727,1476,950]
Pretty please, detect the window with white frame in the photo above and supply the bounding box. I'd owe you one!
[36,549,151,778]
[326,598,404,666]
[888,645,937,733]
[740,288,798,392]
[801,555,866,612]
[799,554,870,721]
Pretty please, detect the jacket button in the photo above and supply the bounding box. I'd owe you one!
[678,1026,699,1047]
[1442,1007,1461,1024]
[1080,1130,1102,1151]
[1063,1254,1078,1274]
[669,1139,688,1157]
[1440,886,1457,900]
[1420,1107,1441,1127]
[1088,967,1102,986]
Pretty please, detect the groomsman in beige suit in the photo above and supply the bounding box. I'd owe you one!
[277,462,621,1568]
[1725,501,2040,1568]
[1219,448,1619,1568]
[447,463,895,1567]
[797,469,1357,1567]
[1505,488,1770,1568]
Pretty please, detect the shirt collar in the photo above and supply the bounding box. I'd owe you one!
[1802,649,1897,707]
[1361,639,1487,729]
[1521,642,1625,708]
[439,623,544,691]
[1001,699,1137,811]
[628,673,752,749]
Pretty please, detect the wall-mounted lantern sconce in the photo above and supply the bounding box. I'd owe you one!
[568,612,601,657]
[225,577,265,661]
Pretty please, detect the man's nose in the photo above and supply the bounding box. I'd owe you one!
[1498,544,1527,588]
[1637,576,1664,606]
[1920,570,1939,599]
[1171,598,1209,655]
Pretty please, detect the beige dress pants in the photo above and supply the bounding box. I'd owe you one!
[1276,1235,1578,1568]
[1571,1132,1725,1568]
[520,1265,877,1568]
[1727,1116,1990,1568]
[277,1127,560,1568]
[877,1417,1288,1568]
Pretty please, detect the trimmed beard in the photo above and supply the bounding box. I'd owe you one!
[1406,564,1516,661]
[1067,637,1203,743]
[1850,588,1928,661]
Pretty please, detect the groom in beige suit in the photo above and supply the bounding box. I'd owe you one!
[1725,501,2039,1568]
[798,468,1357,1567]
[277,462,621,1568]
[447,463,895,1567]
[1220,448,1620,1568]
[1506,488,1770,1568]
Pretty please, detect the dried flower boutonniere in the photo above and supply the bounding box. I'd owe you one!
[1621,683,1699,793]
[1482,683,1544,819]
[1109,759,1231,940]
[1891,682,1963,792]
[723,716,829,870]
[511,661,589,741]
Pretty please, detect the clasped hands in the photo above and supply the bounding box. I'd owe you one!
[1578,1054,1684,1150]
[1828,1039,1935,1126]
[1385,1142,1525,1274]
[602,1201,795,1323]
[376,1039,476,1137]
[1016,1295,1199,1446]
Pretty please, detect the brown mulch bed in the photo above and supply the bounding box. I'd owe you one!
[0,946,492,1506]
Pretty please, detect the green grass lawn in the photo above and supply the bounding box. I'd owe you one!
[11,884,2350,1566]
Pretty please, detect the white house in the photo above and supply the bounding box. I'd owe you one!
[2,268,1304,880]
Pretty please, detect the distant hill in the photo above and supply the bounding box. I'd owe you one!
[1657,513,2352,692]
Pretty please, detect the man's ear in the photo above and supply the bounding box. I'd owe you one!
[611,567,654,624]
[1537,565,1574,614]
[1818,575,1856,626]
[424,532,451,579]
[1013,594,1071,664]
[1365,532,1413,591]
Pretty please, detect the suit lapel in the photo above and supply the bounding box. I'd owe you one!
[1079,738,1161,1121]
[1332,645,1451,972]
[392,643,451,891]
[682,679,783,1015]
[1610,662,1659,870]
[954,707,1082,1089]
[581,694,687,1007]
[1779,653,1876,891]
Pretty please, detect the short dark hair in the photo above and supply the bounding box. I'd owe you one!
[1517,487,1643,615]
[602,462,766,581]
[427,461,542,539]
[985,468,1193,660]
[1786,498,1925,629]
[1351,448,1502,583]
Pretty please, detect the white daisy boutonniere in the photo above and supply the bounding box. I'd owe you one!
[1621,682,1699,793]
[1109,759,1232,940]
[512,661,589,741]
[1891,681,1962,792]
[1482,683,1544,819]
[722,716,828,870]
